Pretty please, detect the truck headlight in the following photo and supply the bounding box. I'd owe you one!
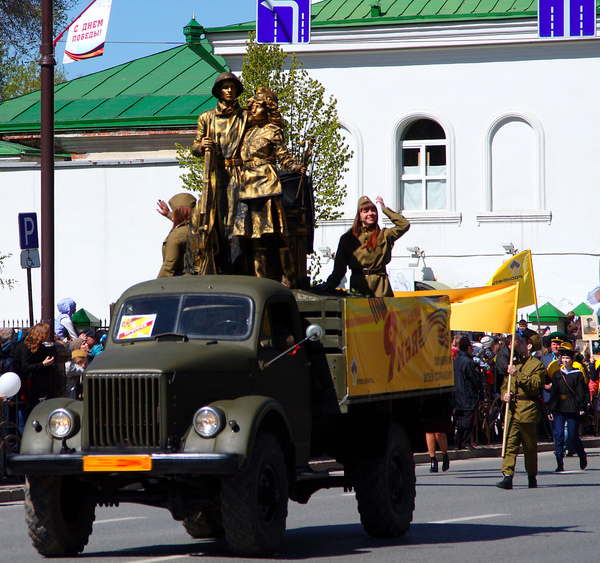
[47,408,79,439]
[193,407,224,438]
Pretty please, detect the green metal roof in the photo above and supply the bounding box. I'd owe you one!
[0,140,41,156]
[0,36,226,135]
[572,302,593,316]
[208,0,539,33]
[528,302,568,322]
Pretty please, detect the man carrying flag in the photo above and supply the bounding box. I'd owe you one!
[496,333,545,490]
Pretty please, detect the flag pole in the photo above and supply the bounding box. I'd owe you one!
[501,282,520,459]
[501,334,516,458]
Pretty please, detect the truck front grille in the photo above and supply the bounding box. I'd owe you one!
[87,374,162,449]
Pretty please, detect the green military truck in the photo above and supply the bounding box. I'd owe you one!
[8,275,453,557]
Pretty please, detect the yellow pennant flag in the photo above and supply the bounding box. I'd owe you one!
[395,283,519,334]
[487,249,537,308]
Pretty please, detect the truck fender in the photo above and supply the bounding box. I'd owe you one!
[19,398,84,455]
[181,395,293,469]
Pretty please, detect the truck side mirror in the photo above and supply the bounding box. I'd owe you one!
[261,324,324,370]
[306,324,323,342]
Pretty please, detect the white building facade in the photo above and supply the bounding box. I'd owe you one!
[1,4,599,322]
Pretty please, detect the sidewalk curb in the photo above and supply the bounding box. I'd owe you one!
[414,437,600,465]
[0,484,24,503]
[3,438,600,504]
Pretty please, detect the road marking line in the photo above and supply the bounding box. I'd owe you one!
[124,556,188,563]
[429,513,508,524]
[95,516,148,524]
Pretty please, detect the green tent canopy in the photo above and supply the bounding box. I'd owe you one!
[528,302,567,323]
[572,302,593,317]
[71,308,102,328]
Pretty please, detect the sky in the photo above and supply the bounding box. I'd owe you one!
[58,0,258,80]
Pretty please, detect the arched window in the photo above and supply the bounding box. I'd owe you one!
[400,119,447,211]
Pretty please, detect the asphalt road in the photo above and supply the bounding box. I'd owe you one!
[2,447,599,562]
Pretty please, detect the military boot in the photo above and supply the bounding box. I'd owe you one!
[496,475,513,490]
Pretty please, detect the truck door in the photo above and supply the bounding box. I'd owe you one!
[257,298,311,453]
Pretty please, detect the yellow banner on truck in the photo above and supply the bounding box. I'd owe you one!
[344,295,453,397]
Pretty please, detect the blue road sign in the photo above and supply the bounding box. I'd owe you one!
[538,0,596,37]
[257,0,311,44]
[18,212,39,250]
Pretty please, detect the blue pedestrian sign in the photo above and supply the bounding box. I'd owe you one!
[18,212,39,250]
[538,0,596,37]
[257,0,311,44]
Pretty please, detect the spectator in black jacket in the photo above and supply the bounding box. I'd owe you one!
[454,335,482,450]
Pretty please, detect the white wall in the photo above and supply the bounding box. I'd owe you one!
[1,159,188,323]
[298,40,600,310]
[2,27,600,323]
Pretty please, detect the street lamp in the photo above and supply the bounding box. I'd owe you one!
[501,242,517,255]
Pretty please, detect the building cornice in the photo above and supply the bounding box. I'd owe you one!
[209,18,600,59]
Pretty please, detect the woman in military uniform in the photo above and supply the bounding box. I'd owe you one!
[324,196,410,297]
[157,193,196,278]
[234,87,306,285]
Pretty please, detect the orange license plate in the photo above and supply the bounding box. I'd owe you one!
[83,455,152,472]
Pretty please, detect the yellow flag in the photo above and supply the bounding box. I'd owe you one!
[487,249,537,308]
[395,283,519,334]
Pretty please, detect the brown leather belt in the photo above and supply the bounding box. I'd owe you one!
[516,394,535,401]
[361,266,387,276]
[243,157,275,168]
[560,394,573,400]
[223,158,243,167]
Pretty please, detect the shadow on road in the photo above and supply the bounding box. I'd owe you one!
[76,521,588,560]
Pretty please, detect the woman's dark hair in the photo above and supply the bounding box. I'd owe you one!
[351,202,380,251]
[171,206,193,228]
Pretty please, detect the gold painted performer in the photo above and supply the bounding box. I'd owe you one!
[187,72,249,274]
[234,87,306,286]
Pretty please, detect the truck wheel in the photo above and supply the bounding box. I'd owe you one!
[353,422,416,538]
[221,432,288,556]
[183,504,224,538]
[25,475,95,557]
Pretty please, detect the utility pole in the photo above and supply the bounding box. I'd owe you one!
[40,0,55,326]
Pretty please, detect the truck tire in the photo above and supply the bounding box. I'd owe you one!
[220,431,288,556]
[25,475,96,557]
[353,422,416,538]
[183,503,224,539]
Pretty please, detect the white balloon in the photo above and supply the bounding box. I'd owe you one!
[0,371,21,398]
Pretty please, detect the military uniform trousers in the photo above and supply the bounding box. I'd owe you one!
[501,419,538,477]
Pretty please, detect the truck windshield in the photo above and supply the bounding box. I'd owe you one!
[114,294,253,341]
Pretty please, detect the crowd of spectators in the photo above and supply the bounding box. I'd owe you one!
[448,316,599,462]
[1,298,107,433]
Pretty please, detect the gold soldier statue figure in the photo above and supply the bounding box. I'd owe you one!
[186,72,249,275]
[233,87,306,286]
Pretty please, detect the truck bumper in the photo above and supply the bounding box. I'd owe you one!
[6,452,242,476]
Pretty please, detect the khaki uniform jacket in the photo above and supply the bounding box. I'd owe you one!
[239,122,301,200]
[325,207,410,297]
[501,355,545,423]
[158,222,189,278]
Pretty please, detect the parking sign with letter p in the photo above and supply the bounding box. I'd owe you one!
[18,212,39,250]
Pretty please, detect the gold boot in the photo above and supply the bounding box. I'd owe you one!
[253,247,268,278]
[279,247,296,288]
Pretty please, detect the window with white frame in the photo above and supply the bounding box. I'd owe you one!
[400,119,447,211]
